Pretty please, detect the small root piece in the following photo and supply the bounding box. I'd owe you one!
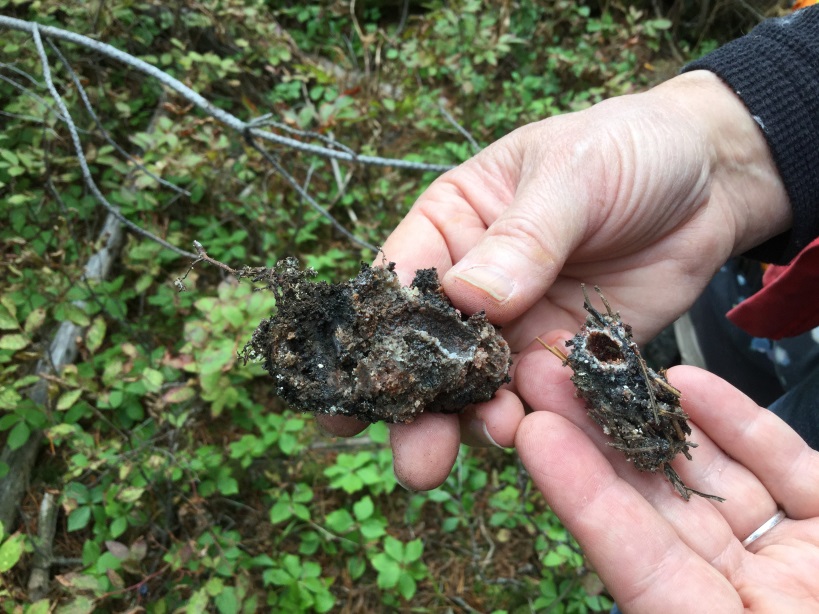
[535,337,568,362]
[663,463,726,502]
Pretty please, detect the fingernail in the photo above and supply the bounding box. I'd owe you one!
[477,419,505,449]
[453,265,514,302]
[482,422,505,449]
[469,418,505,449]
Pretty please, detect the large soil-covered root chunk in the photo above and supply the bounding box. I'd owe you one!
[241,258,512,423]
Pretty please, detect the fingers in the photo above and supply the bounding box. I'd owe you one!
[516,411,739,612]
[669,366,819,520]
[515,337,780,561]
[389,412,460,491]
[663,418,779,543]
[315,414,368,438]
[441,178,586,324]
[378,143,524,286]
[459,389,525,448]
[378,210,453,285]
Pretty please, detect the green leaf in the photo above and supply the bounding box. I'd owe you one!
[347,556,366,580]
[314,589,335,613]
[205,577,225,596]
[403,538,424,562]
[216,474,238,496]
[372,554,400,589]
[353,496,374,521]
[56,389,83,411]
[0,333,30,351]
[292,482,313,503]
[383,536,404,561]
[118,486,145,503]
[0,149,18,165]
[24,307,47,334]
[0,297,17,320]
[0,411,20,430]
[7,420,31,450]
[188,587,210,613]
[0,303,17,329]
[542,550,565,567]
[291,503,310,521]
[0,531,25,572]
[367,422,389,444]
[26,599,51,614]
[54,595,95,614]
[324,509,353,534]
[59,572,104,592]
[85,316,106,352]
[397,573,417,600]
[214,587,238,614]
[142,367,164,392]
[648,18,672,29]
[359,518,386,541]
[442,517,460,532]
[67,506,92,532]
[269,501,292,524]
[62,303,90,327]
[0,387,22,410]
[110,515,128,538]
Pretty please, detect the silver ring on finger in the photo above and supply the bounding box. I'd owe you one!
[741,509,787,548]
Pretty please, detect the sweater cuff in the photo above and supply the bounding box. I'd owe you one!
[682,7,819,264]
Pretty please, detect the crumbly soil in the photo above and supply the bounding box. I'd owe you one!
[241,258,511,423]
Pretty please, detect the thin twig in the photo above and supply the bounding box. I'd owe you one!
[30,23,197,259]
[0,60,43,86]
[46,39,190,196]
[175,240,241,290]
[247,115,358,158]
[535,336,569,362]
[0,71,71,123]
[0,16,454,173]
[244,134,379,253]
[439,104,481,154]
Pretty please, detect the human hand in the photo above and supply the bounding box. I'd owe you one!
[515,337,819,613]
[320,70,792,490]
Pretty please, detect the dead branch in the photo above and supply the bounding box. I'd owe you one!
[27,492,59,601]
[30,24,197,259]
[0,15,453,173]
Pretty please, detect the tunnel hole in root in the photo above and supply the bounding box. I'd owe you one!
[586,332,623,363]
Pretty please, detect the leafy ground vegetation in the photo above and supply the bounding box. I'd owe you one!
[0,1,786,611]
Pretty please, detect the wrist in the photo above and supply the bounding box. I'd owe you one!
[651,70,791,255]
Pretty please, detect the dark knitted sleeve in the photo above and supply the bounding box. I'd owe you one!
[682,6,819,264]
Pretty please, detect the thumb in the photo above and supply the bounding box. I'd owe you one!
[442,180,587,323]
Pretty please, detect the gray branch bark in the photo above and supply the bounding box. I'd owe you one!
[0,213,123,532]
[0,15,454,173]
[27,492,59,601]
